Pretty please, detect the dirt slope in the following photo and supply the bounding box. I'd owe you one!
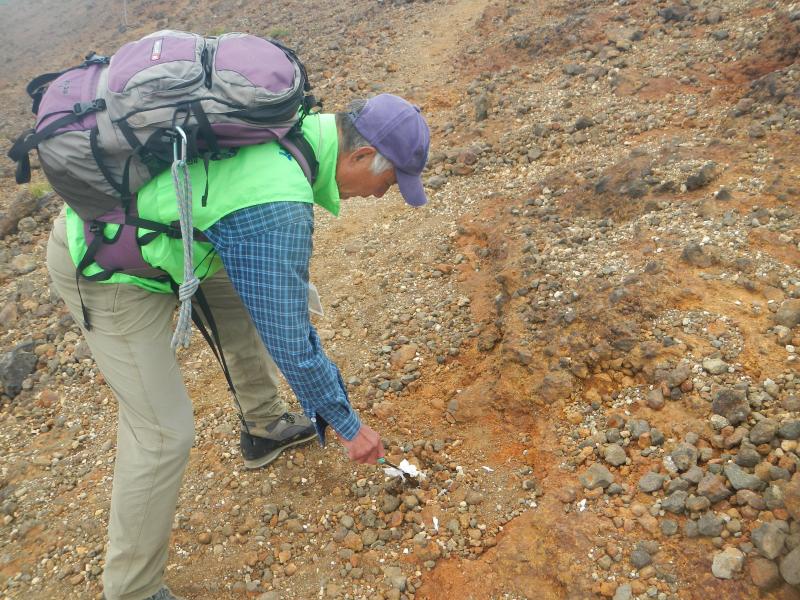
[1,1,800,599]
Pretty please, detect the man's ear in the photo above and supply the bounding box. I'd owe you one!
[349,146,378,164]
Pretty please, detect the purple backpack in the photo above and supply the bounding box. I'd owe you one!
[8,30,321,348]
[8,30,319,221]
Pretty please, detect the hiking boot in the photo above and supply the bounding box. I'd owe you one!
[102,587,184,600]
[147,588,185,600]
[240,412,316,469]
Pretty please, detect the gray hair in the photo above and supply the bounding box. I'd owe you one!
[335,99,394,175]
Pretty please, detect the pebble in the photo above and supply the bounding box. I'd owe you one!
[682,243,718,267]
[426,175,448,190]
[724,463,766,491]
[612,583,632,600]
[682,466,704,485]
[10,255,36,274]
[382,496,401,513]
[343,532,363,552]
[702,357,728,375]
[662,490,688,514]
[645,388,664,410]
[555,487,577,504]
[712,547,744,579]
[638,472,666,493]
[749,557,783,590]
[778,420,800,441]
[0,302,18,327]
[696,473,732,504]
[705,8,723,24]
[752,523,786,560]
[626,419,650,439]
[403,494,419,509]
[667,478,689,494]
[735,447,761,468]
[660,519,678,536]
[784,396,800,412]
[750,419,778,445]
[775,299,800,328]
[669,443,698,472]
[0,348,38,398]
[630,546,652,569]
[785,474,800,520]
[712,387,751,425]
[709,415,730,431]
[604,444,627,467]
[780,546,800,585]
[697,513,723,537]
[579,463,614,490]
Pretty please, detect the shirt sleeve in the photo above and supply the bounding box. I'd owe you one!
[203,202,361,441]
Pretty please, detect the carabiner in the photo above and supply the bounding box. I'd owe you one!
[172,126,188,163]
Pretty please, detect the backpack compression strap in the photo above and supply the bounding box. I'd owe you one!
[9,53,109,184]
[7,99,107,184]
[25,53,109,114]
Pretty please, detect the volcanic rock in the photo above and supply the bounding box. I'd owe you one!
[780,547,800,585]
[711,387,750,426]
[0,347,37,398]
[752,523,786,560]
[712,547,744,579]
[580,463,614,490]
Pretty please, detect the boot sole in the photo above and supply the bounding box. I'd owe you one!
[242,431,317,469]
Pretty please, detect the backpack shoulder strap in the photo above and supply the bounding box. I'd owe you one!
[279,124,319,185]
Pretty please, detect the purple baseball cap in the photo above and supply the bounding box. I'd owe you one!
[351,94,431,206]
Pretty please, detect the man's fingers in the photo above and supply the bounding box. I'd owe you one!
[349,446,367,462]
[339,424,383,464]
[348,442,378,464]
[354,442,379,464]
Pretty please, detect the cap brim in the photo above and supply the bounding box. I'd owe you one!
[396,170,428,207]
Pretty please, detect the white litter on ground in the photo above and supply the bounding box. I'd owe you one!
[382,459,426,480]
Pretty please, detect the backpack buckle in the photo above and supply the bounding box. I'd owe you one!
[88,221,105,235]
[73,99,106,116]
[82,52,110,66]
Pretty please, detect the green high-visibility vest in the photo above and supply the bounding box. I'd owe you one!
[65,113,341,293]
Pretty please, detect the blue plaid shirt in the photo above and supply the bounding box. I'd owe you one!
[204,201,361,442]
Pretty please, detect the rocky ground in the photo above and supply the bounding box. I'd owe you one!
[1,0,799,598]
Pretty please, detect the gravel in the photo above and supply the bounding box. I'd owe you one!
[2,0,800,597]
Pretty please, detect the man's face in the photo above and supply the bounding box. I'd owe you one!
[336,146,397,199]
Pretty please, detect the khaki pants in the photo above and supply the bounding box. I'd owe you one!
[47,212,286,599]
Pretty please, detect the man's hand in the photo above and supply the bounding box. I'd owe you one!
[338,424,385,464]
